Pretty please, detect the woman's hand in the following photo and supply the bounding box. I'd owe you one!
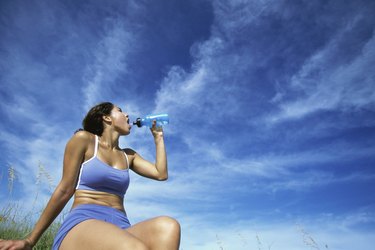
[0,239,33,250]
[150,120,164,141]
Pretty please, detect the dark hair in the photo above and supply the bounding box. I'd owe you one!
[82,102,114,136]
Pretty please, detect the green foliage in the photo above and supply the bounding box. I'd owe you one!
[0,203,60,249]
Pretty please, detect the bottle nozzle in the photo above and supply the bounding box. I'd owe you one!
[133,118,142,127]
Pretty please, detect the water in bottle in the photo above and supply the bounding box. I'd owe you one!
[132,113,169,128]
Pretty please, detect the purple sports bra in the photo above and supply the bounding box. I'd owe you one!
[76,135,130,197]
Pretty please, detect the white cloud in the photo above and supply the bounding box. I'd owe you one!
[0,96,72,212]
[153,0,272,126]
[141,3,375,218]
[0,125,66,195]
[268,21,375,123]
[82,19,134,111]
[154,65,208,117]
[174,211,375,250]
[212,0,276,36]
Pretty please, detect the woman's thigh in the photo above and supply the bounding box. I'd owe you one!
[60,219,147,250]
[125,216,180,250]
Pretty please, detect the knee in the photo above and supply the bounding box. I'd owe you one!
[156,216,181,236]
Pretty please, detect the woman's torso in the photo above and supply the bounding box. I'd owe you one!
[72,134,132,211]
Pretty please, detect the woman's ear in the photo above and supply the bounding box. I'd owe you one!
[102,115,112,124]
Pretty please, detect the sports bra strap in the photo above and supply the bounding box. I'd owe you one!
[124,151,129,169]
[94,135,99,157]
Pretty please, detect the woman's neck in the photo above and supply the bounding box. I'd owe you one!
[100,130,120,150]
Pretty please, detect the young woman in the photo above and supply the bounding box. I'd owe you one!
[0,102,180,250]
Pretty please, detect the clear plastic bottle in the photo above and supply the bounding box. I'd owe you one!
[132,113,169,128]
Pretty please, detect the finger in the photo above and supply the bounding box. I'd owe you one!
[0,240,10,249]
[150,120,156,130]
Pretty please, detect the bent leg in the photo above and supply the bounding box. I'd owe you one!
[126,216,181,250]
[60,219,148,250]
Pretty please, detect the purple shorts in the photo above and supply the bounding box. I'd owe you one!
[52,204,131,250]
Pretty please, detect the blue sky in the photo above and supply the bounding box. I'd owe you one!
[1,0,375,249]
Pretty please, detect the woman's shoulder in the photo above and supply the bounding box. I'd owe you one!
[73,130,95,139]
[68,130,95,147]
[123,147,136,156]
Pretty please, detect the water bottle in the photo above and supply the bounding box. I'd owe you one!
[132,113,169,128]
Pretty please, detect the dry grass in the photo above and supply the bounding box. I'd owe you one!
[0,164,59,249]
[0,203,60,249]
[297,224,329,250]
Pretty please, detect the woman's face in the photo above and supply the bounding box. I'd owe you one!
[109,105,131,135]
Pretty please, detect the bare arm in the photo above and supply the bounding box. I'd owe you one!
[130,122,168,181]
[0,131,90,249]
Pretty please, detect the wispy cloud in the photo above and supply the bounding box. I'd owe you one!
[267,18,375,123]
[82,19,134,110]
[173,209,375,250]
